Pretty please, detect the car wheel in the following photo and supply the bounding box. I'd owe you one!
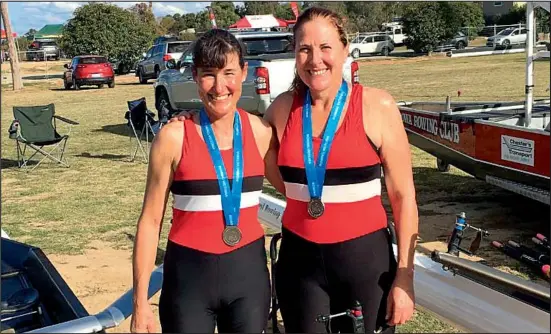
[72,78,79,90]
[351,49,360,59]
[108,81,115,88]
[154,67,160,79]
[456,41,466,49]
[97,84,104,89]
[381,47,390,56]
[437,158,450,173]
[138,68,147,84]
[502,40,510,48]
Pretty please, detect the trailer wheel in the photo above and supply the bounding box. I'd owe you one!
[437,158,450,172]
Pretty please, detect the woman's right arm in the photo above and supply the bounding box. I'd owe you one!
[132,122,183,312]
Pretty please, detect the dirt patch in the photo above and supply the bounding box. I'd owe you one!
[48,240,145,333]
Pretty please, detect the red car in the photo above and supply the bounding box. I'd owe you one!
[63,55,115,90]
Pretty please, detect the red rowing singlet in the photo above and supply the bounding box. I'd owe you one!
[168,109,265,254]
[277,84,388,244]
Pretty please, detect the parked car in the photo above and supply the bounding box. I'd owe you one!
[109,55,140,75]
[349,33,394,58]
[486,27,527,48]
[63,55,115,90]
[26,40,61,61]
[381,22,407,45]
[153,31,358,117]
[135,40,192,84]
[434,31,469,51]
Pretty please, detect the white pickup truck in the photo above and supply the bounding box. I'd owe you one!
[153,32,359,116]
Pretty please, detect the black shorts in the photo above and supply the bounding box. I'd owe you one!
[159,237,271,333]
[275,227,397,333]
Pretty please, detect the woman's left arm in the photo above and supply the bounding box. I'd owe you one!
[374,89,419,325]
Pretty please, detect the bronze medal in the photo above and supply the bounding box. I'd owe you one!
[222,226,242,246]
[307,198,325,219]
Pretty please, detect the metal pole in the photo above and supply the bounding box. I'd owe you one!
[525,2,534,127]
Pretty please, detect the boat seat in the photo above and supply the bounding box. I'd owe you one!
[0,288,39,314]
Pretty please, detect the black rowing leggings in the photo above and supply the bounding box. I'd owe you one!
[159,238,271,333]
[275,227,397,333]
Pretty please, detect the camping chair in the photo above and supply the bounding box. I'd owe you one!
[125,97,167,163]
[8,104,79,171]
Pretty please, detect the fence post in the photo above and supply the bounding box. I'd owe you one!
[493,24,496,37]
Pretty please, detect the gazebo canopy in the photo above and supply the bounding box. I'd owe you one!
[1,29,17,39]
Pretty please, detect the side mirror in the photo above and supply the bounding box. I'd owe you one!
[166,59,177,70]
[142,52,147,59]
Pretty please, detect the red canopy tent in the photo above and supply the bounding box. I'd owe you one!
[230,15,288,29]
[1,29,17,39]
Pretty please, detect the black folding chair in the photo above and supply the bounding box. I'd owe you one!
[125,97,165,163]
[8,104,79,171]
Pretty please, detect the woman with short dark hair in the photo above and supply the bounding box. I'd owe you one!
[130,29,281,333]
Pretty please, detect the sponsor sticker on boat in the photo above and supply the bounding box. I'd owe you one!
[501,135,534,166]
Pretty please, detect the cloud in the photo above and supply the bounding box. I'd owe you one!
[44,14,66,24]
[25,2,51,7]
[195,2,210,9]
[153,3,187,16]
[52,3,81,12]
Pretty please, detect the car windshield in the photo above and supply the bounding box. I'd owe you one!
[241,36,292,55]
[497,28,514,36]
[79,57,107,64]
[168,42,191,53]
[351,36,364,43]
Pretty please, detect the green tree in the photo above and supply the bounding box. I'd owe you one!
[59,3,155,63]
[535,7,550,34]
[159,15,175,35]
[274,3,299,20]
[401,2,447,53]
[24,28,37,40]
[345,2,390,33]
[243,1,279,15]
[128,2,161,34]
[209,2,240,29]
[440,1,485,39]
[15,36,30,51]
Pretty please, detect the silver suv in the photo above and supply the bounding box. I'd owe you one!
[136,40,192,83]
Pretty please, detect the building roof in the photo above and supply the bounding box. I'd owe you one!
[34,24,64,39]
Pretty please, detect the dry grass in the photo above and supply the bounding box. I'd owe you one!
[2,52,549,333]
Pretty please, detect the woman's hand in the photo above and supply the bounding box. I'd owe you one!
[130,303,158,333]
[167,110,196,123]
[385,272,415,326]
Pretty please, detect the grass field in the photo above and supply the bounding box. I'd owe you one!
[1,53,549,333]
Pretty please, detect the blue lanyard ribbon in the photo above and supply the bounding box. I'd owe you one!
[200,109,243,227]
[302,80,348,200]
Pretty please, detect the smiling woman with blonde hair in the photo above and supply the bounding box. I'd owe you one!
[265,6,419,333]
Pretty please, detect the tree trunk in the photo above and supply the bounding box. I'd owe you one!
[1,2,24,90]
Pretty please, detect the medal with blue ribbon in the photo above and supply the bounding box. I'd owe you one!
[200,109,243,246]
[302,80,348,219]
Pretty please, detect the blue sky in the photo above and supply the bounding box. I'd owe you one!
[5,1,239,36]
